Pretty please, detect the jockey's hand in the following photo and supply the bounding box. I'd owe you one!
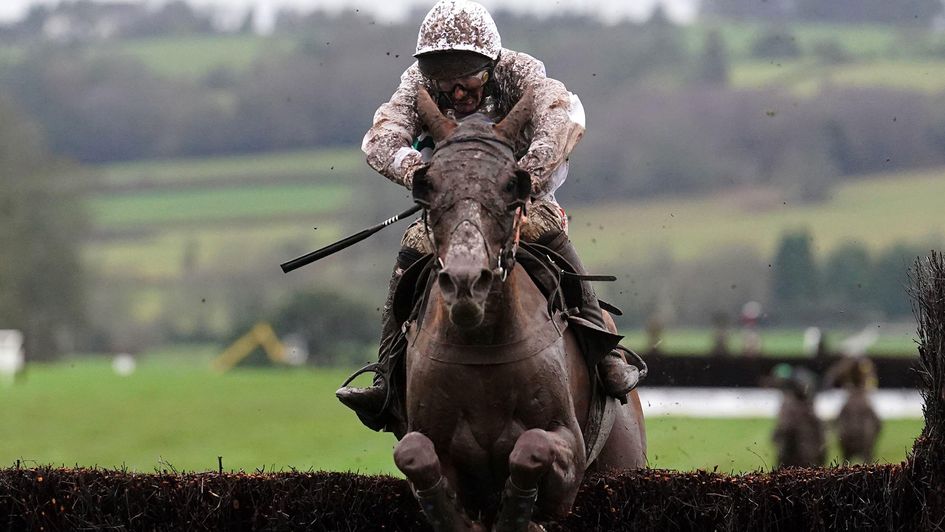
[401,151,425,190]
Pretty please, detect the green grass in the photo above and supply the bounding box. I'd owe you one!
[823,60,945,92]
[646,416,920,472]
[0,353,922,474]
[97,34,293,79]
[0,354,394,474]
[98,148,363,186]
[88,183,351,229]
[731,58,945,93]
[569,168,945,264]
[83,223,344,280]
[729,59,813,88]
[0,45,24,69]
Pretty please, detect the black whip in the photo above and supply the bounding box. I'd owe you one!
[280,204,422,273]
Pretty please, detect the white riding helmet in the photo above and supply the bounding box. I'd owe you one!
[415,0,502,61]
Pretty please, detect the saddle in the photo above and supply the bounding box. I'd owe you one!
[357,242,637,465]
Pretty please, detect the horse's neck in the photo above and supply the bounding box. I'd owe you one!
[427,266,549,346]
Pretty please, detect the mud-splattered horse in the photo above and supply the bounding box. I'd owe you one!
[392,89,646,531]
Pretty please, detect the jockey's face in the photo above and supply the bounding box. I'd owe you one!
[436,69,488,117]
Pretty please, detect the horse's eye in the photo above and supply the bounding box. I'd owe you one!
[505,179,516,193]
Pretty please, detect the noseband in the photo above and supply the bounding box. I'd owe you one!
[419,135,527,283]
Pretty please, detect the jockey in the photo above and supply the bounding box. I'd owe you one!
[336,0,639,428]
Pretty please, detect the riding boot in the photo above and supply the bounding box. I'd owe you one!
[537,230,640,401]
[336,247,421,428]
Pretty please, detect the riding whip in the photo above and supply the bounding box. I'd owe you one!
[280,204,422,273]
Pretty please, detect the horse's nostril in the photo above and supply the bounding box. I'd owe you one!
[439,267,491,301]
[472,268,493,297]
[438,271,457,298]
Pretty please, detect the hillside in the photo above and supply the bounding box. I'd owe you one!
[79,147,942,343]
[568,167,945,265]
[88,151,945,279]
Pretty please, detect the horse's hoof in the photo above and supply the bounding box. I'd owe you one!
[394,432,441,490]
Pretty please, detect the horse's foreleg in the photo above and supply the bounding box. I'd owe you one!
[495,427,584,531]
[394,431,484,532]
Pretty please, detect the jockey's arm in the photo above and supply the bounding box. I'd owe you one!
[361,65,428,190]
[505,52,586,199]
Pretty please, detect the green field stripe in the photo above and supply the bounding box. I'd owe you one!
[824,60,945,92]
[99,148,363,186]
[731,58,945,93]
[729,59,816,88]
[88,184,351,228]
[94,34,293,79]
[83,222,345,282]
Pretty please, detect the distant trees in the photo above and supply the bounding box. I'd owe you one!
[696,30,730,85]
[822,243,872,310]
[772,229,819,308]
[0,0,215,42]
[766,231,931,323]
[0,96,88,360]
[702,0,796,22]
[750,29,801,59]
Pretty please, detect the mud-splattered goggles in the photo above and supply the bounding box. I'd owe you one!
[435,69,490,94]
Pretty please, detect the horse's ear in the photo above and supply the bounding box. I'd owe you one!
[494,88,534,141]
[416,87,457,142]
[411,164,433,207]
[514,168,532,202]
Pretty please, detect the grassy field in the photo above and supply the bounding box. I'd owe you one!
[88,183,351,229]
[570,167,945,264]
[0,351,922,475]
[99,148,362,186]
[730,58,945,93]
[99,34,294,79]
[84,223,345,281]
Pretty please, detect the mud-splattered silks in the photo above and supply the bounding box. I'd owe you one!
[361,48,585,207]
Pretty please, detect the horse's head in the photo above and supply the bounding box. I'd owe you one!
[412,88,533,329]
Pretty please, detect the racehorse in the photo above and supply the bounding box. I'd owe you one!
[392,88,646,531]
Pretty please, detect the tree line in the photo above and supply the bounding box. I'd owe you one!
[703,0,943,26]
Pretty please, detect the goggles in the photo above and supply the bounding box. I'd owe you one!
[435,69,490,94]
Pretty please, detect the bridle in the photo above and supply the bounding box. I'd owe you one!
[417,135,527,283]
